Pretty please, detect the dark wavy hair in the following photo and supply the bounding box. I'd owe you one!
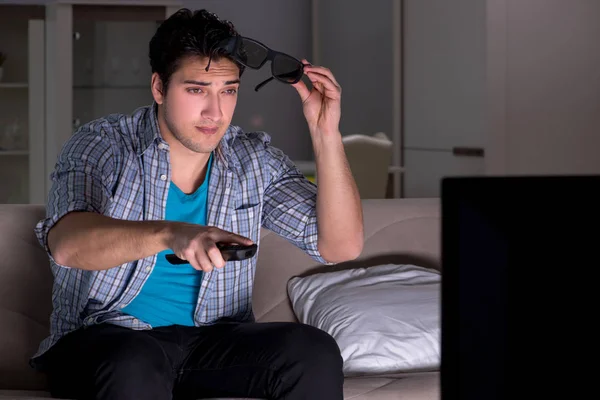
[149,8,244,94]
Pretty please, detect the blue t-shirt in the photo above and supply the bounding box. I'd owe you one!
[121,153,212,327]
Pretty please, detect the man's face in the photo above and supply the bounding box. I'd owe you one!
[153,56,240,154]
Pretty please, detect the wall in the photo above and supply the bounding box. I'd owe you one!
[314,0,395,139]
[183,0,398,164]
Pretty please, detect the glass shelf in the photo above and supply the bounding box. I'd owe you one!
[0,83,28,89]
[0,150,29,156]
[73,85,148,89]
[72,6,160,127]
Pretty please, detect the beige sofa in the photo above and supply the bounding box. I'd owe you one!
[0,198,440,400]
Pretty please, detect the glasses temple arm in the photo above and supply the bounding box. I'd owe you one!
[254,76,274,92]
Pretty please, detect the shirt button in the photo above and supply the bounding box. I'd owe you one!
[158,143,167,150]
[146,266,151,272]
[160,174,167,181]
[120,304,126,309]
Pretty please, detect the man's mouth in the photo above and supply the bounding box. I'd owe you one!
[196,126,219,135]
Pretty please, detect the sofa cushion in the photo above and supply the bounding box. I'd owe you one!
[0,372,440,399]
[288,264,441,376]
[0,205,52,391]
[344,373,439,399]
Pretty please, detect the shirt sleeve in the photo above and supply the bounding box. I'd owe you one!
[260,144,334,265]
[34,128,115,267]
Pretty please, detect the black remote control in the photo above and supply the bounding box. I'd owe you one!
[165,243,258,265]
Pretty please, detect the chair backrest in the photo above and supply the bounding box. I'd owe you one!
[342,133,393,199]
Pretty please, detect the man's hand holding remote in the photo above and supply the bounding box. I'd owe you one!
[165,223,254,272]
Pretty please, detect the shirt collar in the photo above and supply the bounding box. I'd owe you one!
[138,101,163,155]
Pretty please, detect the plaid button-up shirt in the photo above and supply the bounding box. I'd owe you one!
[32,103,327,361]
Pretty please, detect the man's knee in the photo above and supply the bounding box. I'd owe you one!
[272,324,344,398]
[281,324,343,370]
[93,337,174,400]
[48,332,173,400]
[97,336,171,379]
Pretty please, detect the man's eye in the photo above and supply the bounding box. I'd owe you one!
[187,88,202,94]
[224,89,238,95]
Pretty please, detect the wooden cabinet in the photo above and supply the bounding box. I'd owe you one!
[403,148,485,198]
[403,0,600,197]
[402,0,487,198]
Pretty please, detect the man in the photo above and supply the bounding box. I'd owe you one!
[31,8,363,400]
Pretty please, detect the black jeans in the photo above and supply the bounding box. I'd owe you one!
[36,322,344,400]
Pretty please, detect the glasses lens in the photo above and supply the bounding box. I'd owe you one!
[272,54,303,83]
[238,38,268,68]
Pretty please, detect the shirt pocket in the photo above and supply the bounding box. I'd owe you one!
[231,203,262,242]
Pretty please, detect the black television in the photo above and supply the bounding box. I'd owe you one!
[440,175,599,400]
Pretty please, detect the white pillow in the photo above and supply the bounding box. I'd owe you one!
[287,264,440,377]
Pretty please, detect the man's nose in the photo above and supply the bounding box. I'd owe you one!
[201,94,222,122]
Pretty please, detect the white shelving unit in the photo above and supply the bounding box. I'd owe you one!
[0,0,181,204]
[0,4,45,204]
[44,0,181,200]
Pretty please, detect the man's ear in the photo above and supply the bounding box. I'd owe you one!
[151,72,165,105]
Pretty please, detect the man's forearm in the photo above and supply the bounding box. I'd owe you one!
[48,212,173,271]
[313,131,364,263]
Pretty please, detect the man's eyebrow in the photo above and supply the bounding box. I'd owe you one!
[183,79,241,86]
